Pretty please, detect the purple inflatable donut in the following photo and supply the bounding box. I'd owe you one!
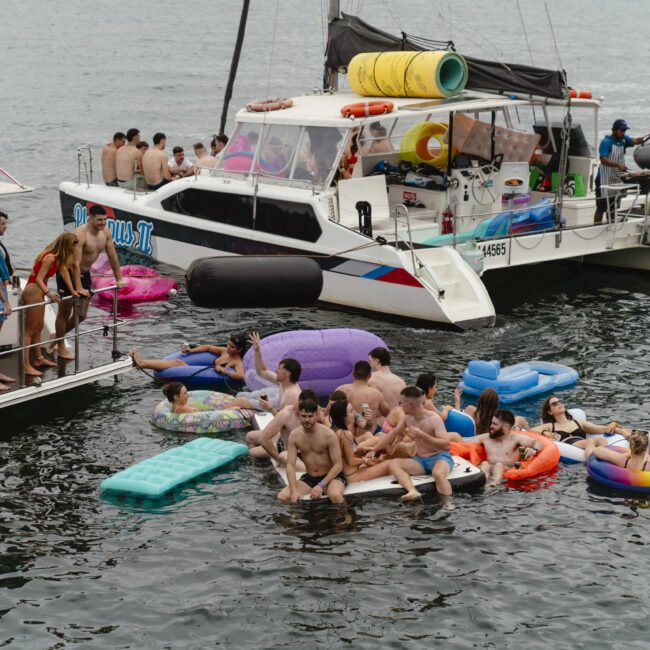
[243,328,387,397]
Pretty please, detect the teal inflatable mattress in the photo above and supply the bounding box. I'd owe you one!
[101,437,248,497]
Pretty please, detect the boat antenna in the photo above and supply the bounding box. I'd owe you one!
[218,0,251,137]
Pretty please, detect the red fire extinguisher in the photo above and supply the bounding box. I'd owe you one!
[442,207,454,234]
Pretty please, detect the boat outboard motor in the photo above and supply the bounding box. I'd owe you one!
[185,255,323,309]
[633,144,650,170]
[355,201,373,238]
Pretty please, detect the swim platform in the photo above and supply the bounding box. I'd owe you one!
[100,437,248,497]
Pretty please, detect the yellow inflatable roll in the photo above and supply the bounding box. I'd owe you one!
[401,121,451,169]
[348,51,468,99]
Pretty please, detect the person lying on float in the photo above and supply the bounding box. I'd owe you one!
[130,334,246,381]
[162,382,198,414]
[584,429,650,470]
[463,410,542,488]
[530,396,631,449]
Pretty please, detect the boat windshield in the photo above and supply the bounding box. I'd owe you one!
[217,123,347,187]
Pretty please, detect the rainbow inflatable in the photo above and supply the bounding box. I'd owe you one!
[587,447,650,494]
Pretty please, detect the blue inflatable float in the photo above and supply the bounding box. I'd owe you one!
[445,408,476,437]
[153,351,245,391]
[101,437,249,498]
[458,359,578,403]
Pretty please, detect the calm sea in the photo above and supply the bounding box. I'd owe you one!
[1,1,649,647]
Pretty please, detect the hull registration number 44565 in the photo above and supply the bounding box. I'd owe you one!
[479,242,507,257]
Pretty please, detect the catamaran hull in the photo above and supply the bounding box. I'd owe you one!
[59,184,495,330]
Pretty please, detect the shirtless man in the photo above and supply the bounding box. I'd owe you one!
[464,410,542,487]
[278,399,346,504]
[54,205,124,359]
[229,331,301,412]
[367,347,406,409]
[143,132,174,190]
[115,128,147,191]
[383,386,454,502]
[193,143,217,171]
[336,360,390,435]
[245,388,319,466]
[101,132,125,186]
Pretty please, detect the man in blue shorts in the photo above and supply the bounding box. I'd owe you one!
[384,386,454,503]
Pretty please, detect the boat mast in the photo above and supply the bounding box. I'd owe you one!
[219,0,251,137]
[325,0,340,91]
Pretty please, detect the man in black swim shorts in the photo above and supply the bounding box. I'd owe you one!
[53,205,124,360]
[277,398,346,504]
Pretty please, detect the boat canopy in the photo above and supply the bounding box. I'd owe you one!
[326,13,567,100]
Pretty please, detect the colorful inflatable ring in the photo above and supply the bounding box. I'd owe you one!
[450,431,559,481]
[569,89,592,99]
[151,390,253,433]
[340,101,394,118]
[246,98,294,112]
[587,446,650,494]
[400,121,450,168]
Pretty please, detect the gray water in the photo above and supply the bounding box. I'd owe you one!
[1,1,650,648]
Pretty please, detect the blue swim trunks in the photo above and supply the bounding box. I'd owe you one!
[414,451,454,474]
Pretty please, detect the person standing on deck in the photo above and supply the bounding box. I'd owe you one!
[0,211,16,389]
[53,205,124,360]
[116,128,147,191]
[594,119,650,223]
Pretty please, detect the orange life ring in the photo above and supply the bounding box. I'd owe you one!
[246,98,294,112]
[569,89,592,99]
[450,431,559,482]
[340,100,394,118]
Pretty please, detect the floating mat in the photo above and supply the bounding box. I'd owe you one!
[100,437,249,497]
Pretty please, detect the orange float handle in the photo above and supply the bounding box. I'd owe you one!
[569,89,592,99]
[246,98,294,112]
[340,100,394,118]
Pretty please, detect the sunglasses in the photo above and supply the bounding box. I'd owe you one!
[549,400,563,407]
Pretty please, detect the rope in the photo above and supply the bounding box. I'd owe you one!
[544,0,565,73]
[516,0,538,123]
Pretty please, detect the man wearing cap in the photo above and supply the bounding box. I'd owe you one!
[594,119,650,223]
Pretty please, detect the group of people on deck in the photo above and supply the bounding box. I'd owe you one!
[0,205,125,384]
[131,335,637,507]
[101,129,228,191]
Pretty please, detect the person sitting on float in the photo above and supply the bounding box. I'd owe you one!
[530,396,631,449]
[129,333,247,381]
[455,386,529,433]
[162,381,198,414]
[585,429,650,470]
[464,410,542,487]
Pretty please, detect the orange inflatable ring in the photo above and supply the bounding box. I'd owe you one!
[569,89,592,99]
[450,431,559,481]
[340,100,394,118]
[246,98,294,112]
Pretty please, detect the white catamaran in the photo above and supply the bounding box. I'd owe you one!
[58,11,650,330]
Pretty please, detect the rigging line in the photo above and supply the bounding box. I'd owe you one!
[319,0,326,56]
[380,0,402,33]
[433,9,505,60]
[515,0,538,123]
[543,0,565,72]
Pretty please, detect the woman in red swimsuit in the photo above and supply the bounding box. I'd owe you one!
[22,232,78,376]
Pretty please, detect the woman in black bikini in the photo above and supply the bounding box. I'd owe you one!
[586,429,650,470]
[531,395,631,449]
[130,333,247,381]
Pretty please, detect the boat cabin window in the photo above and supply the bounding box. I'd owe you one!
[216,123,263,175]
[160,189,322,243]
[292,126,346,186]
[257,124,301,179]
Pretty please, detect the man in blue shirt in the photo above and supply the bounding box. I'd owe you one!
[594,119,649,223]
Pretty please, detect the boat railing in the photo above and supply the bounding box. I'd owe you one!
[393,204,444,298]
[0,284,125,388]
[601,183,644,248]
[77,147,94,187]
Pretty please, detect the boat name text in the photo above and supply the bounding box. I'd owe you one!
[73,203,153,255]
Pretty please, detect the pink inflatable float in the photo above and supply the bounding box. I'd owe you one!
[90,254,178,302]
